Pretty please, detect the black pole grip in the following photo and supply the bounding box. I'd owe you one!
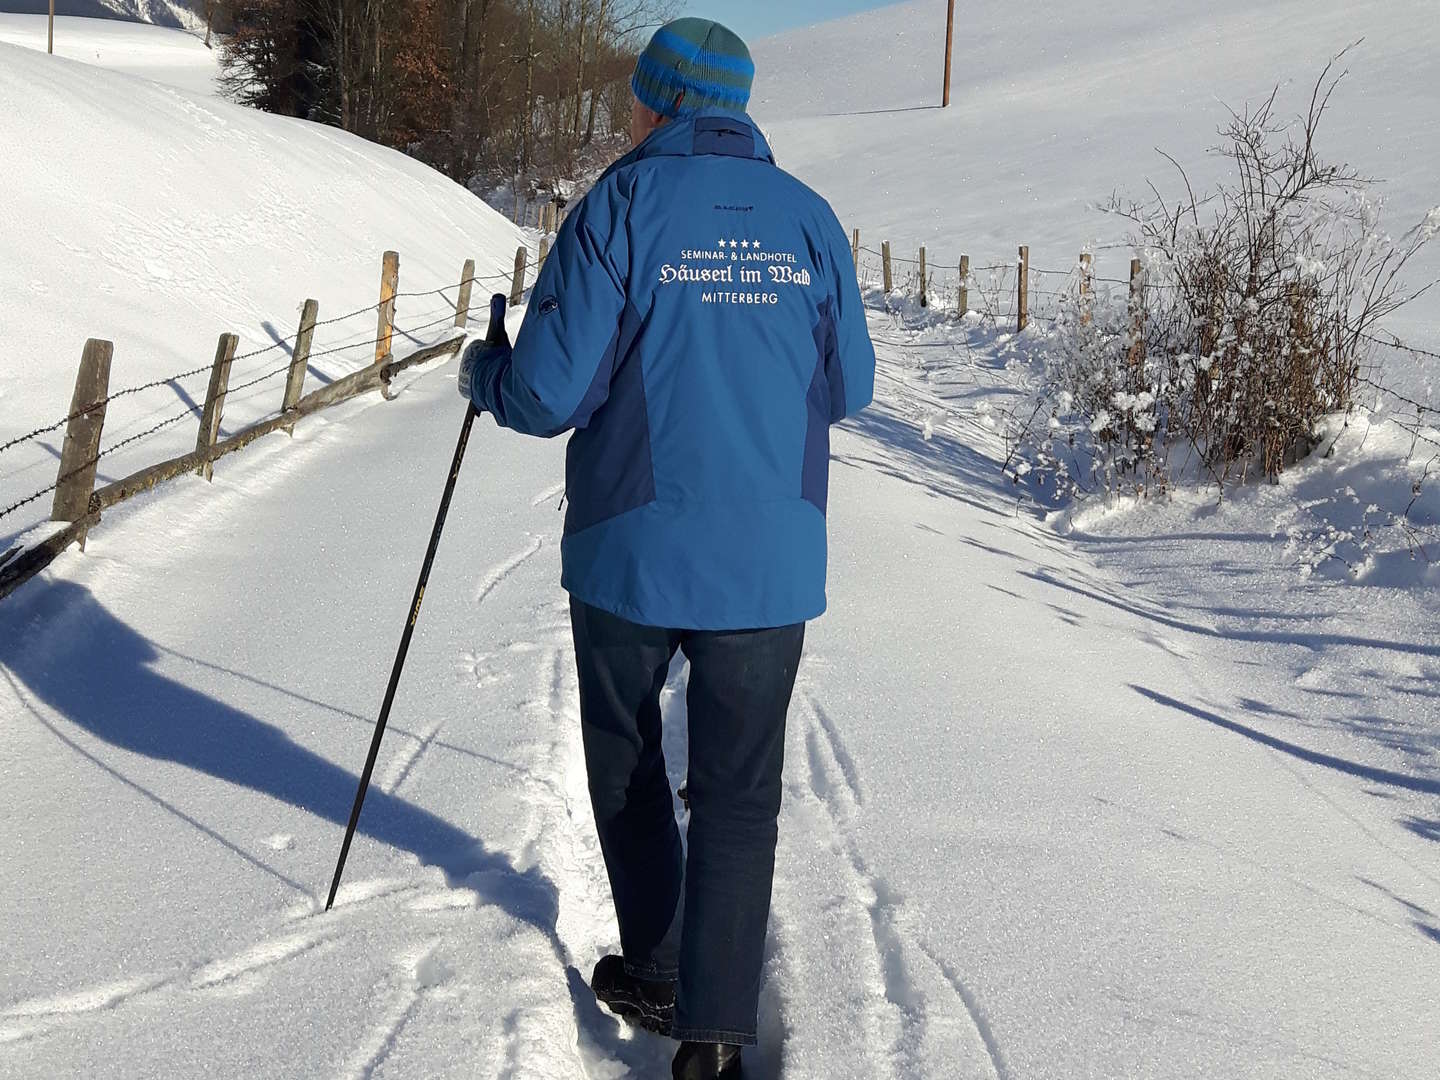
[487,294,509,347]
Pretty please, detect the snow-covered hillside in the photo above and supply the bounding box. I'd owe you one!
[0,37,526,542]
[752,0,1440,341]
[1,1,200,30]
[754,0,1439,591]
[0,12,219,94]
[3,5,1439,1080]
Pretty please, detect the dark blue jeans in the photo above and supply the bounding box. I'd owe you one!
[570,598,804,1046]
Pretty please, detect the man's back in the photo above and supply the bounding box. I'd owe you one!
[476,109,875,630]
[458,20,877,1077]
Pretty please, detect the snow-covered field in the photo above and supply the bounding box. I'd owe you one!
[2,5,1439,1079]
[0,24,526,543]
[751,0,1440,351]
[0,11,217,94]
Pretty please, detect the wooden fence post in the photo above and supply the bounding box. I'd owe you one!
[1017,245,1030,332]
[958,254,970,316]
[1079,252,1094,326]
[455,259,476,328]
[510,246,528,307]
[851,228,861,268]
[196,333,238,481]
[882,241,893,294]
[51,338,113,543]
[283,299,318,423]
[513,197,523,225]
[376,250,399,364]
[1128,256,1146,372]
[918,246,928,308]
[539,235,551,269]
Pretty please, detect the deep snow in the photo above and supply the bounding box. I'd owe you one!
[3,4,1439,1079]
[750,0,1440,352]
[0,29,527,543]
[3,321,1438,1079]
[0,11,217,94]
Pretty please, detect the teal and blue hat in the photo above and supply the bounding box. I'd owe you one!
[631,17,754,119]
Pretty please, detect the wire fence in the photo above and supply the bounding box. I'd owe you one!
[1350,333,1440,455]
[1,250,539,534]
[8,232,1436,532]
[853,236,1440,482]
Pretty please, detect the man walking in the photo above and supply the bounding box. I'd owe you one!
[459,18,875,1079]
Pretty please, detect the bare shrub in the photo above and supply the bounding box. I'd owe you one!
[1012,47,1437,501]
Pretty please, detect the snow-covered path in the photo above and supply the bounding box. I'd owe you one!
[2,321,1437,1079]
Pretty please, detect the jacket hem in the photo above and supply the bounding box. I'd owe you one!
[562,578,823,632]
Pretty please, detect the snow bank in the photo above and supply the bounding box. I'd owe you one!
[0,38,526,541]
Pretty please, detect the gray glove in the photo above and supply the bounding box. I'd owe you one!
[457,295,513,403]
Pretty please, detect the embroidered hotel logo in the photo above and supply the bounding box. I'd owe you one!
[658,239,813,305]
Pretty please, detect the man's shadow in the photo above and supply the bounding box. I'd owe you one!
[0,579,558,932]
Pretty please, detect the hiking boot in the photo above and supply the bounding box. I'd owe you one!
[590,954,675,1036]
[672,1041,743,1079]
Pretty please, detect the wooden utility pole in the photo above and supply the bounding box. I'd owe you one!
[942,0,955,107]
[48,0,55,54]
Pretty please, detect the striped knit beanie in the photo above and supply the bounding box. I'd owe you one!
[631,18,754,119]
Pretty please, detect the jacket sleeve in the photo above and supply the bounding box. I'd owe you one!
[471,178,630,436]
[821,211,876,421]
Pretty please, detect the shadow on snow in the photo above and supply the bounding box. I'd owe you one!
[0,578,559,932]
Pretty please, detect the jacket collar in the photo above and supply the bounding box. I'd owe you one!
[600,110,775,184]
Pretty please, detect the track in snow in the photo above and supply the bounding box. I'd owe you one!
[759,685,1008,1080]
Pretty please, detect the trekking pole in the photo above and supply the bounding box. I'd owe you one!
[324,293,508,912]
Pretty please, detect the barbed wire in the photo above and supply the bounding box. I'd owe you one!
[0,268,507,465]
[394,267,517,304]
[0,266,510,530]
[1355,374,1435,418]
[0,404,201,523]
[1359,330,1440,364]
[1389,417,1440,455]
[223,360,294,399]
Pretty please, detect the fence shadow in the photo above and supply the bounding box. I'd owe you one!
[821,104,943,118]
[0,579,557,926]
[842,403,1035,521]
[1133,684,1440,797]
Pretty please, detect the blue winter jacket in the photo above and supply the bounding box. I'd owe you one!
[470,110,876,630]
